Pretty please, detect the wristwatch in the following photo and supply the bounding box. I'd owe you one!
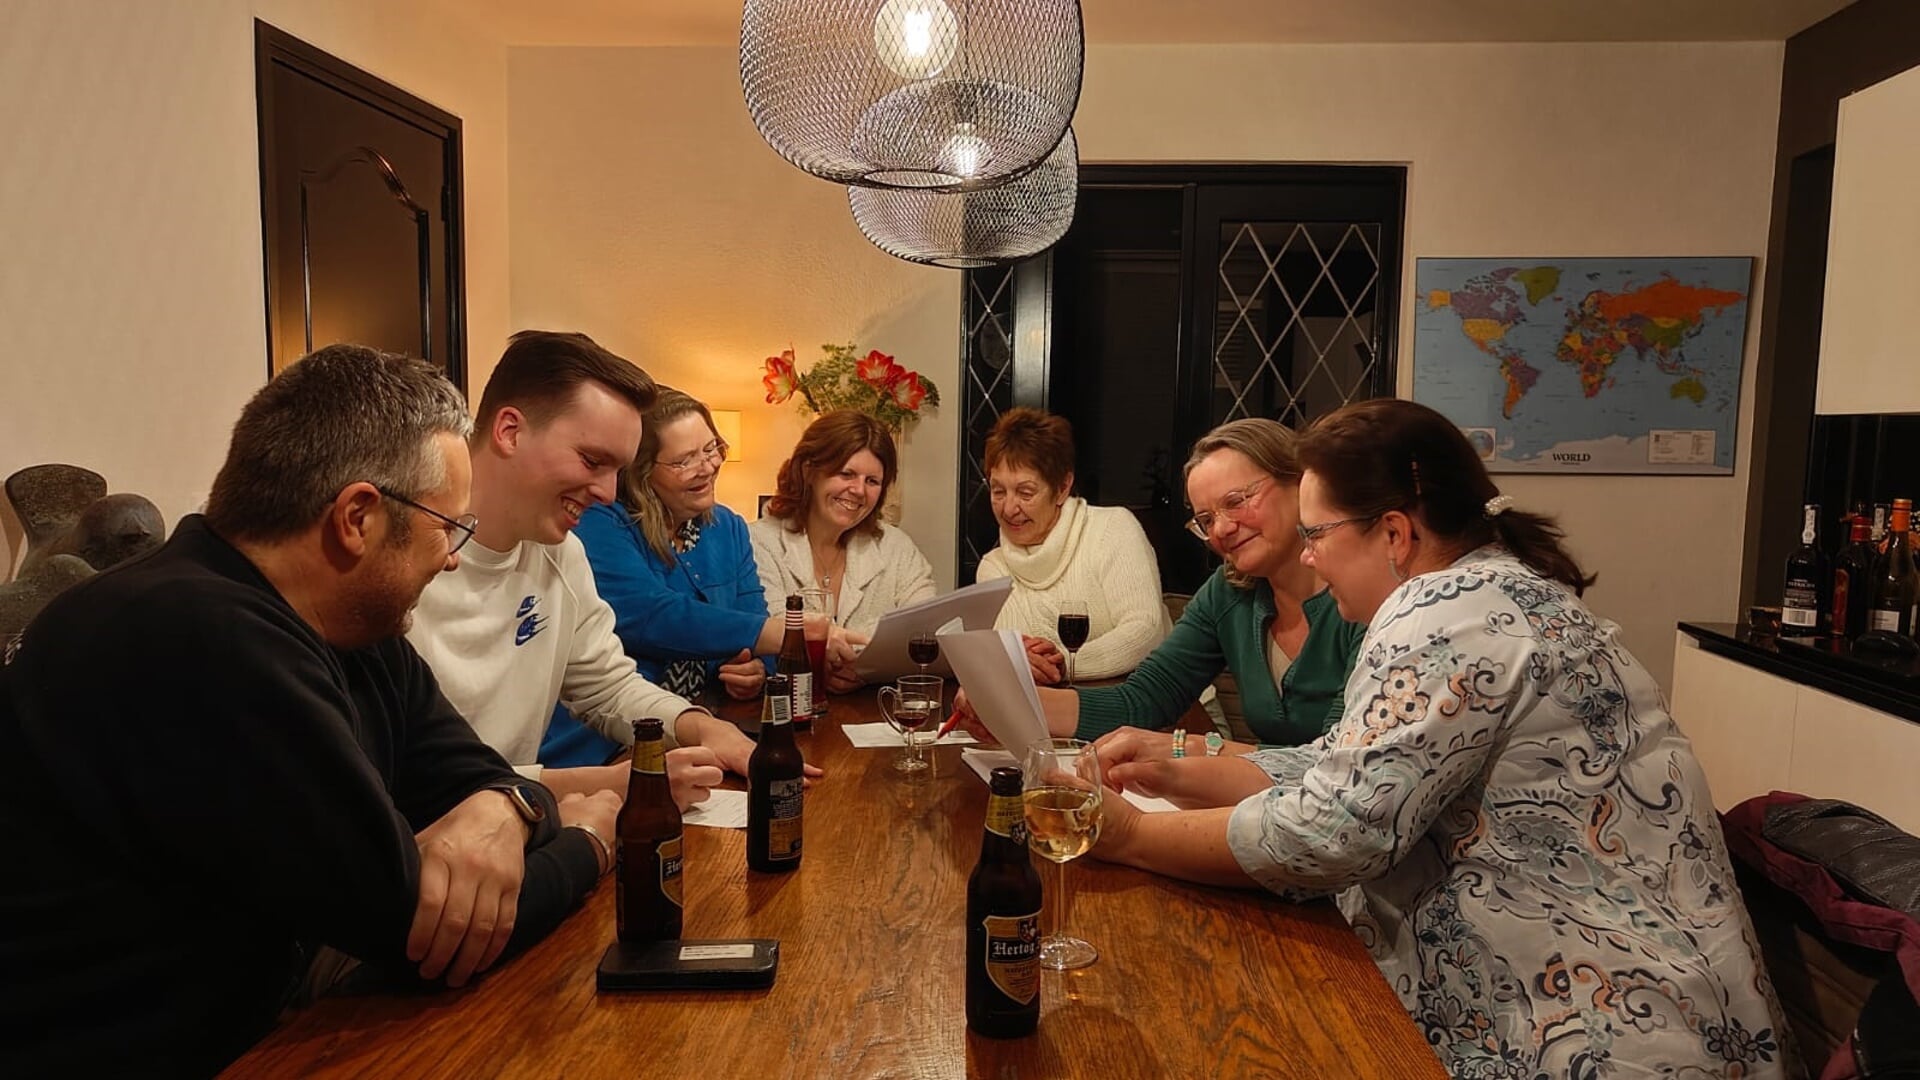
[487,780,548,825]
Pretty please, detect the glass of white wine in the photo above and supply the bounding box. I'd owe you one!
[1020,737,1103,971]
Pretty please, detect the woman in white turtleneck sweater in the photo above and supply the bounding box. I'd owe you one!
[975,409,1169,683]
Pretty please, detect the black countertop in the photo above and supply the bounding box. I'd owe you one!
[1679,622,1920,725]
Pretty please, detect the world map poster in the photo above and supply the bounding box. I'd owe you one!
[1412,257,1753,474]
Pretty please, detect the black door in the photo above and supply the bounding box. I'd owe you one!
[958,166,1404,593]
[255,22,466,390]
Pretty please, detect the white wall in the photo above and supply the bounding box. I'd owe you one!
[506,41,1783,688]
[0,0,510,575]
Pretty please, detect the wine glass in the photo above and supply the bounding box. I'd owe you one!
[1056,601,1089,687]
[908,632,939,676]
[1020,737,1102,970]
[878,674,942,773]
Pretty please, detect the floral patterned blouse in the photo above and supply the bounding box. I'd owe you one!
[1226,547,1796,1079]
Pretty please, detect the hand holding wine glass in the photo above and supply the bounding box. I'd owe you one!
[1055,601,1089,688]
[1021,737,1102,970]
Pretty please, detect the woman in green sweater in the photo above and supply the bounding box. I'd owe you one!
[956,418,1364,751]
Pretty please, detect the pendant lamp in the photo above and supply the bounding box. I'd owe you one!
[850,128,1077,268]
[741,0,1083,192]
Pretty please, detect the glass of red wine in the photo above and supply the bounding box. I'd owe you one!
[1056,601,1089,687]
[908,632,939,676]
[878,674,942,772]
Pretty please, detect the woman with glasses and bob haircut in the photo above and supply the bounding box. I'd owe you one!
[1088,399,1790,1079]
[954,416,1364,750]
[542,387,794,767]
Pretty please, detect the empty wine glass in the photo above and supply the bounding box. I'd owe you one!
[1055,601,1089,688]
[1021,737,1102,970]
[908,632,939,677]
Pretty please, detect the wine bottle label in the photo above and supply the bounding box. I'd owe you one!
[1870,609,1901,632]
[765,778,803,862]
[658,835,684,908]
[1801,506,1817,545]
[982,912,1041,1004]
[633,739,666,775]
[984,793,1026,843]
[790,673,813,720]
[1781,605,1817,628]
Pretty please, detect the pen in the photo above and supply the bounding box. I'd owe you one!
[935,709,962,741]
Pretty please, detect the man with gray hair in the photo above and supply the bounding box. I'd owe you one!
[0,345,616,1076]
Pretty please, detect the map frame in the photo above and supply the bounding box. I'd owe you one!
[1411,255,1755,477]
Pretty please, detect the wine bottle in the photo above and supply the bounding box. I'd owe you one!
[1832,515,1875,640]
[1780,504,1827,636]
[1861,498,1918,648]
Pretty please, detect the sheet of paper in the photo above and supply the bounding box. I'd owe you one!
[853,577,1013,683]
[682,788,748,830]
[939,628,1049,762]
[840,722,976,748]
[960,748,1175,813]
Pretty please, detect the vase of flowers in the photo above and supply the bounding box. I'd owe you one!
[760,343,940,434]
[761,343,938,524]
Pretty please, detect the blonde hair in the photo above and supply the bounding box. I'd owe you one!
[617,387,719,565]
[1184,418,1302,589]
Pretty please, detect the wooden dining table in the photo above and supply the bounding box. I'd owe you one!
[227,690,1444,1078]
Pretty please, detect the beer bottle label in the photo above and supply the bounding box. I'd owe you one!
[984,793,1026,844]
[982,912,1041,1005]
[658,834,684,909]
[633,738,666,775]
[765,777,804,862]
[790,673,814,720]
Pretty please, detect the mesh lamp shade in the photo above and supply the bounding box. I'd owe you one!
[741,0,1083,192]
[850,128,1077,268]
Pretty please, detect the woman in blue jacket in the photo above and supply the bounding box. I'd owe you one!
[541,387,792,766]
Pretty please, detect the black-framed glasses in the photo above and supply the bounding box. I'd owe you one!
[375,486,478,555]
[1296,515,1377,551]
[1185,477,1271,540]
[657,438,729,474]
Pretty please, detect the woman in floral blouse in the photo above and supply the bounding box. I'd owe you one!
[1093,399,1794,1078]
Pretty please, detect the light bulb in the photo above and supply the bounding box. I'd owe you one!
[939,123,991,179]
[873,0,960,81]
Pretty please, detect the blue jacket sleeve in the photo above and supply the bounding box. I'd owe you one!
[708,509,776,678]
[574,503,768,665]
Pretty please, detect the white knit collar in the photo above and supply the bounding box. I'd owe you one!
[995,496,1087,591]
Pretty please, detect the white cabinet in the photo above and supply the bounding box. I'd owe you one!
[1671,630,1920,832]
[1816,62,1920,415]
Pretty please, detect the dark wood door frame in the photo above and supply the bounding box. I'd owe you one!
[254,20,468,391]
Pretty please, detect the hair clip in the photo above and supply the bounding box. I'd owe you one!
[1484,494,1515,518]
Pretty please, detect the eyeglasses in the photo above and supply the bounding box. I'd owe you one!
[657,438,729,474]
[1296,515,1376,551]
[1185,477,1270,540]
[375,486,478,555]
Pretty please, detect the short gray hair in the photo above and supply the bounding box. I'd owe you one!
[205,344,473,542]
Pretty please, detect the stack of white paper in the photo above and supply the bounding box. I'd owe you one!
[840,722,976,748]
[682,788,748,830]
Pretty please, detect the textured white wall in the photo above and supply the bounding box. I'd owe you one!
[506,41,1783,686]
[0,0,510,575]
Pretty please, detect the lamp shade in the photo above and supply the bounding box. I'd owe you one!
[849,127,1077,268]
[708,410,744,461]
[740,0,1083,192]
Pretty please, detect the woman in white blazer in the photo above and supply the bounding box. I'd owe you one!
[749,409,936,691]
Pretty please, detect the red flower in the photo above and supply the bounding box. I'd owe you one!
[762,349,798,404]
[858,349,911,392]
[889,371,928,411]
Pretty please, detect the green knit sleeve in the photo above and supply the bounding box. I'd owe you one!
[1073,570,1232,739]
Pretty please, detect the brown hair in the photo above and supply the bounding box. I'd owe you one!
[984,407,1075,491]
[1296,399,1596,595]
[618,387,719,565]
[206,344,472,543]
[765,410,897,541]
[1183,418,1303,590]
[473,330,657,435]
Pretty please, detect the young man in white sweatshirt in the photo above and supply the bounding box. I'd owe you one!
[407,330,770,804]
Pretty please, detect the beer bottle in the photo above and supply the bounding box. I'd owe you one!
[747,674,805,873]
[966,766,1042,1039]
[776,593,815,731]
[616,718,683,942]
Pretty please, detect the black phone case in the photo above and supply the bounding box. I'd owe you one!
[595,939,779,991]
